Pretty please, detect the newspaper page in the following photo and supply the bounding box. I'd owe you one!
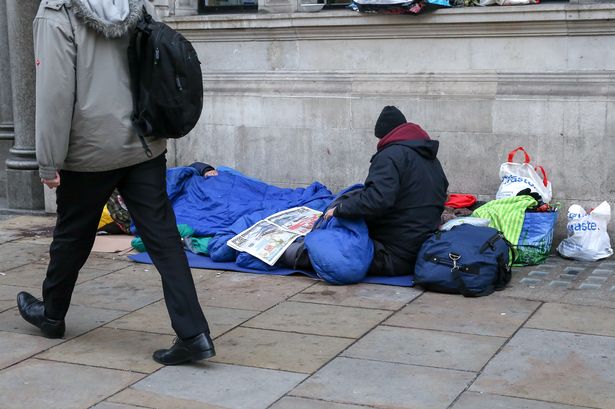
[227,207,323,266]
[266,206,323,235]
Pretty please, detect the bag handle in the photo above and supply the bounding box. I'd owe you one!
[534,165,549,187]
[507,147,531,164]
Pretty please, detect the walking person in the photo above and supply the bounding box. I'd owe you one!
[16,0,214,365]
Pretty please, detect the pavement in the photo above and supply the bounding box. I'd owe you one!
[0,214,614,409]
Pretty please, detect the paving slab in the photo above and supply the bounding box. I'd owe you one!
[243,301,391,338]
[0,231,20,244]
[105,300,259,338]
[107,263,222,285]
[81,255,133,271]
[211,326,354,373]
[37,327,173,373]
[451,391,590,409]
[109,388,226,409]
[12,235,53,246]
[502,256,615,308]
[91,403,147,409]
[0,215,56,231]
[0,359,142,409]
[0,303,127,339]
[343,325,505,372]
[291,357,474,408]
[270,397,369,409]
[471,328,615,409]
[525,302,615,337]
[0,242,49,272]
[0,331,62,370]
[0,284,39,313]
[196,272,316,311]
[0,262,110,287]
[291,281,422,310]
[90,264,163,288]
[116,362,307,409]
[69,273,163,311]
[190,267,227,283]
[386,292,540,337]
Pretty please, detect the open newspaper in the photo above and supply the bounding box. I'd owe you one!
[227,206,323,266]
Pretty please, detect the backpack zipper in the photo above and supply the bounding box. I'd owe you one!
[153,28,165,65]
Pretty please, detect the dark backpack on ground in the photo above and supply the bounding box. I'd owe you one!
[414,224,514,297]
[127,8,203,155]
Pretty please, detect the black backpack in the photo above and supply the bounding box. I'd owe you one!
[128,8,203,156]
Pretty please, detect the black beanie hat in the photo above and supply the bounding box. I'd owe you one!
[374,106,407,139]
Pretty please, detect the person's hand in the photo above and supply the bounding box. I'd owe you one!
[41,172,60,189]
[204,169,218,177]
[324,207,336,219]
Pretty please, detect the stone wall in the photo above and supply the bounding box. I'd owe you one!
[166,2,615,241]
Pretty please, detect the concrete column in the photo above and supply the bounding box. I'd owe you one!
[0,0,14,200]
[5,0,44,210]
[152,0,172,17]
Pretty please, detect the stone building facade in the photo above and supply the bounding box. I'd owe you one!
[2,0,614,241]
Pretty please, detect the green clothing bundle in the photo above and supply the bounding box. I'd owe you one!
[132,224,212,256]
[473,196,538,246]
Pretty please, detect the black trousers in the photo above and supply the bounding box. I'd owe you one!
[42,153,209,339]
[367,239,414,277]
[280,239,412,277]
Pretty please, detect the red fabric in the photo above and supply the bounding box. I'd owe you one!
[377,122,430,151]
[445,194,477,209]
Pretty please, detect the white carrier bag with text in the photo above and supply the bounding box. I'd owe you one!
[557,201,613,261]
[496,147,552,204]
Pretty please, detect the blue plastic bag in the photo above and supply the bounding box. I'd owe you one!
[515,210,558,266]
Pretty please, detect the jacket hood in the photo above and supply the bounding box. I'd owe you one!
[375,122,439,159]
[71,0,144,39]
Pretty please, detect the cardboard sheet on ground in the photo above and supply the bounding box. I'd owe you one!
[129,251,414,287]
[92,235,134,254]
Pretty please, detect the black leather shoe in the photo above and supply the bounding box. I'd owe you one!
[16,292,65,339]
[153,333,216,365]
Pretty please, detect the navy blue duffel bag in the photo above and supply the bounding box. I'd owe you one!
[414,224,514,297]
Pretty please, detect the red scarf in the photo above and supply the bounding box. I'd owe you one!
[377,122,430,151]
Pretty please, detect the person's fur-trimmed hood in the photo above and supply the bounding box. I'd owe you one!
[71,0,143,39]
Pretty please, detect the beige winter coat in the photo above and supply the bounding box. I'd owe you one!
[34,0,166,180]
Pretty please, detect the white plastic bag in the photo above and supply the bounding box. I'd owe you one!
[440,217,490,231]
[496,147,553,203]
[557,201,613,261]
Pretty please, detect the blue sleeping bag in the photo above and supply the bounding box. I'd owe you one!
[304,186,374,285]
[161,167,374,284]
[166,166,333,236]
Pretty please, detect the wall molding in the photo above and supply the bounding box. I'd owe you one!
[202,71,615,98]
[166,3,615,41]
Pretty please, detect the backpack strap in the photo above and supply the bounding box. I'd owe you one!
[128,8,153,157]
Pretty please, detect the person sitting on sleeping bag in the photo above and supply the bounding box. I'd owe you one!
[280,106,449,277]
[327,106,449,276]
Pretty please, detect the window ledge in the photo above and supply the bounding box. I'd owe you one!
[165,2,615,30]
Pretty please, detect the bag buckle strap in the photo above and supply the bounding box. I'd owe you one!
[449,253,461,272]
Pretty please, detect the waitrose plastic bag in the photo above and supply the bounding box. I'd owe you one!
[557,202,613,261]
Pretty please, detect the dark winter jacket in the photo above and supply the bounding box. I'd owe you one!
[334,123,449,269]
